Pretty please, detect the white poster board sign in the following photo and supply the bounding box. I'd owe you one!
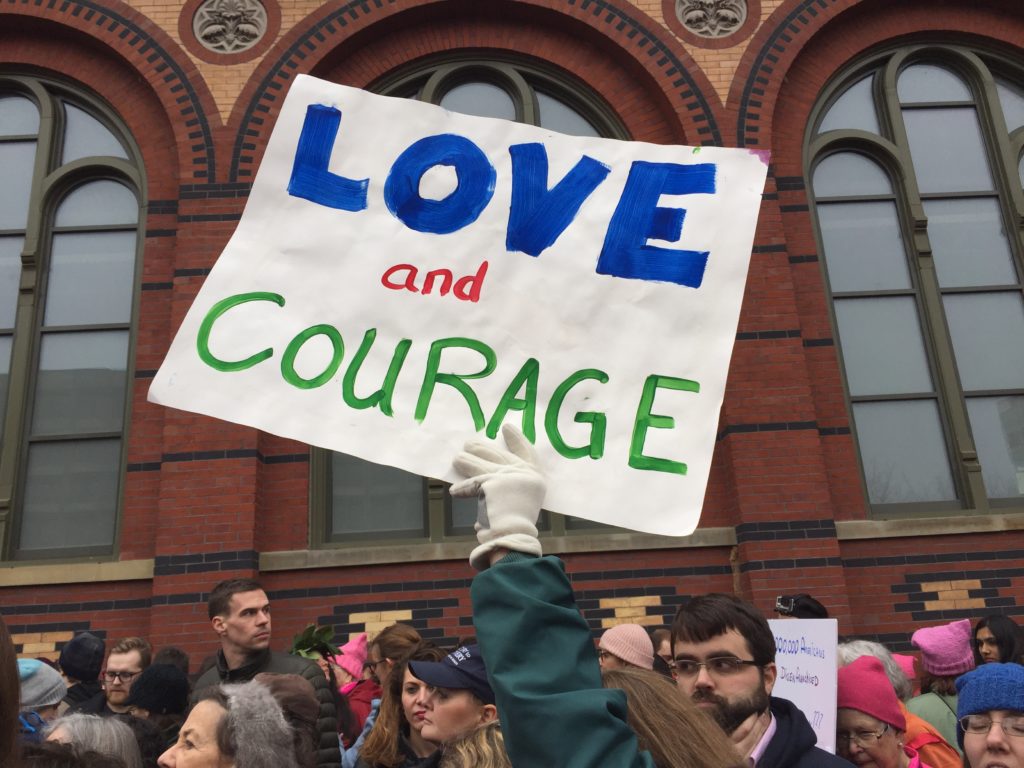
[149,75,768,535]
[768,618,839,753]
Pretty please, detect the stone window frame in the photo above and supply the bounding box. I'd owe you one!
[0,74,145,561]
[805,44,1024,518]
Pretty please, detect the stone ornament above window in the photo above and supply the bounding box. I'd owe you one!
[675,0,747,39]
[193,0,267,54]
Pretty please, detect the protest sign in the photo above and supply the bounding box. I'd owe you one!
[149,74,768,535]
[768,618,839,753]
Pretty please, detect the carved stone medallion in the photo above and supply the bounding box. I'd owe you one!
[193,0,268,54]
[675,0,747,38]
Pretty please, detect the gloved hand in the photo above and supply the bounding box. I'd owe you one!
[451,423,546,570]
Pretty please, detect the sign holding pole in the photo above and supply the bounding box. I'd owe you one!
[149,75,768,535]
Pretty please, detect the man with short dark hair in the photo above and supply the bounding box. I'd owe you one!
[672,594,851,767]
[191,577,340,768]
[68,636,151,717]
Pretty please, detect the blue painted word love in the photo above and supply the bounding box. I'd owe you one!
[287,104,718,288]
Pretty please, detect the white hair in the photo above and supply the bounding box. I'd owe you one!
[46,713,142,768]
[837,639,914,701]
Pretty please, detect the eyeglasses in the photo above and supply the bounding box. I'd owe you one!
[837,723,889,748]
[103,670,140,683]
[597,650,619,662]
[670,657,761,677]
[960,714,1024,737]
[362,659,386,672]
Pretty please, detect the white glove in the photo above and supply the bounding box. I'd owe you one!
[451,423,546,570]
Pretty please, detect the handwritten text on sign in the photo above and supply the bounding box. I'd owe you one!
[149,75,768,535]
[769,619,839,754]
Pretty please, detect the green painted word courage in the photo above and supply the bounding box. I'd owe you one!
[197,291,698,474]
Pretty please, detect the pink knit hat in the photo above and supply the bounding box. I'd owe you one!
[911,619,975,676]
[892,653,918,681]
[837,655,907,731]
[331,633,367,680]
[599,624,654,670]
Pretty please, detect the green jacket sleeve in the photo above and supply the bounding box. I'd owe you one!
[471,553,656,768]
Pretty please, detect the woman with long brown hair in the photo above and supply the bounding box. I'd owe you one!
[601,668,744,768]
[364,625,423,690]
[355,645,447,768]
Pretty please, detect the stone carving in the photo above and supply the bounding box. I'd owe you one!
[676,0,747,38]
[193,0,267,54]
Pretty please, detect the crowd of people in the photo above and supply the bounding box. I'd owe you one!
[3,425,1024,768]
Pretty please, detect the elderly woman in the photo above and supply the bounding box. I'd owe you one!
[837,655,934,768]
[46,713,142,768]
[157,679,299,768]
[956,662,1024,768]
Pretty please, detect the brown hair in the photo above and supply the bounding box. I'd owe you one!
[602,668,745,768]
[255,673,319,768]
[650,628,671,649]
[371,623,422,663]
[359,643,447,768]
[108,637,152,670]
[919,670,958,696]
[439,722,510,768]
[672,594,775,668]
[1,616,19,768]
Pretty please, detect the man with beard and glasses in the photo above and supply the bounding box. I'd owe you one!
[672,594,852,768]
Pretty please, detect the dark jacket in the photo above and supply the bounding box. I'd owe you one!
[192,648,341,768]
[64,680,103,708]
[760,697,853,768]
[66,691,118,717]
[354,731,440,768]
[472,554,657,768]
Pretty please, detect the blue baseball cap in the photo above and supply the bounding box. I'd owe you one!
[408,644,494,705]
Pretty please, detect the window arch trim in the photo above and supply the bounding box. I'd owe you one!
[0,73,146,561]
[804,43,1024,516]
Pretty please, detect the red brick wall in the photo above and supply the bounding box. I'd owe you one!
[1,0,1022,664]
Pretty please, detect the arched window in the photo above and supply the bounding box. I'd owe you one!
[807,46,1024,513]
[0,77,143,558]
[312,58,625,547]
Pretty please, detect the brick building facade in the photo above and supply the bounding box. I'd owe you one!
[2,0,1023,663]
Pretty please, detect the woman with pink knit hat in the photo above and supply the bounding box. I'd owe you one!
[908,619,975,755]
[330,633,382,745]
[597,624,655,671]
[837,655,934,768]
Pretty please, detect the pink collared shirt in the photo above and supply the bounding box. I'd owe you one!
[748,714,777,767]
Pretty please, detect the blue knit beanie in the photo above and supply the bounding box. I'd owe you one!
[955,663,1024,746]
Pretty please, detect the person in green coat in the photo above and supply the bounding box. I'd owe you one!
[908,619,975,754]
[455,425,744,768]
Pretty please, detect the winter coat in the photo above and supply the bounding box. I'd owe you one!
[353,731,440,768]
[66,691,118,717]
[907,692,961,756]
[902,703,962,768]
[472,553,658,768]
[344,678,382,741]
[63,680,102,708]
[758,697,854,768]
[192,648,341,768]
[906,745,933,768]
